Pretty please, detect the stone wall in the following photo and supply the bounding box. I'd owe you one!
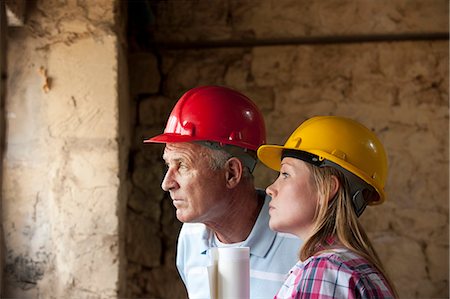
[127,1,449,298]
[151,0,447,42]
[3,0,128,297]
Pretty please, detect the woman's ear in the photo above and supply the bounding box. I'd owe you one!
[225,157,243,188]
[328,175,340,201]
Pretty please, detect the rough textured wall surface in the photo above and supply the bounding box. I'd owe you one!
[128,1,448,298]
[152,0,448,42]
[3,0,124,298]
[127,50,184,298]
[0,1,7,294]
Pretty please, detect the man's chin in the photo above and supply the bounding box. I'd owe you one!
[175,209,194,223]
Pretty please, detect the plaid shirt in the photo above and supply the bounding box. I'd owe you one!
[274,248,395,299]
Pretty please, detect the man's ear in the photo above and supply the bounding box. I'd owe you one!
[225,157,243,188]
[328,175,340,201]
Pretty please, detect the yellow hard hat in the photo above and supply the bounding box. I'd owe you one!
[257,116,388,205]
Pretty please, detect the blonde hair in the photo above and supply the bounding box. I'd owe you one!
[302,164,398,297]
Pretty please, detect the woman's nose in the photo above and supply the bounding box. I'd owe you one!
[266,182,276,198]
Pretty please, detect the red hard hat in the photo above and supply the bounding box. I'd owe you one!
[144,86,266,151]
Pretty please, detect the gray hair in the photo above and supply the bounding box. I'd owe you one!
[202,145,254,181]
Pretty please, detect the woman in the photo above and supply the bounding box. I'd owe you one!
[257,116,397,299]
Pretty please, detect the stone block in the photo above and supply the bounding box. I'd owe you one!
[127,212,161,268]
[372,235,428,298]
[152,0,448,42]
[162,49,247,97]
[241,85,275,113]
[45,37,119,140]
[153,0,231,42]
[128,188,162,223]
[392,209,447,240]
[132,163,164,196]
[426,243,450,283]
[224,53,252,89]
[138,95,173,126]
[146,265,187,299]
[129,52,160,96]
[161,196,182,240]
[134,126,167,150]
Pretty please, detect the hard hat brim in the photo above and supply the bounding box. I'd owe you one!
[257,144,287,172]
[143,133,202,144]
[145,133,260,151]
[258,144,386,205]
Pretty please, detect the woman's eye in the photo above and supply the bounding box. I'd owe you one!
[281,172,289,179]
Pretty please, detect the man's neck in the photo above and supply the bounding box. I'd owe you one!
[205,189,264,244]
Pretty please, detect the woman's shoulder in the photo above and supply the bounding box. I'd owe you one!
[302,248,377,276]
[302,248,393,295]
[296,249,394,298]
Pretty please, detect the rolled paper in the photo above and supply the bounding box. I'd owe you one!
[217,247,250,299]
[208,248,219,299]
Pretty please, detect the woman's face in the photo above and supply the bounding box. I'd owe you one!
[266,157,319,239]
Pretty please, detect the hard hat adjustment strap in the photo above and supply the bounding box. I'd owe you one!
[282,149,323,167]
[281,149,374,217]
[322,160,376,217]
[196,141,258,172]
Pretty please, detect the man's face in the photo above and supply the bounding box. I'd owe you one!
[161,142,229,223]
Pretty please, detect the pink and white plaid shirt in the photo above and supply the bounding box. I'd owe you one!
[274,248,395,299]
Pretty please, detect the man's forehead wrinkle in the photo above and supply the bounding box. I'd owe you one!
[163,143,204,164]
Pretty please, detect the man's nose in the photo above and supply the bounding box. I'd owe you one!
[161,168,177,191]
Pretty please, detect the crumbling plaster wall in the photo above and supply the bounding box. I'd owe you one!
[3,0,128,298]
[127,1,449,298]
[1,1,7,295]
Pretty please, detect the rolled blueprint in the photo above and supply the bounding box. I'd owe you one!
[217,247,250,299]
[208,248,219,299]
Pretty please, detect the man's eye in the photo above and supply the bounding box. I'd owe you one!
[281,172,289,179]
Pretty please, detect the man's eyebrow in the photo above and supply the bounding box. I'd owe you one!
[162,155,183,164]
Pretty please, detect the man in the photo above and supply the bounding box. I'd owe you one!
[145,86,301,299]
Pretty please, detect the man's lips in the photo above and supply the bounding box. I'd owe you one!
[172,199,184,208]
